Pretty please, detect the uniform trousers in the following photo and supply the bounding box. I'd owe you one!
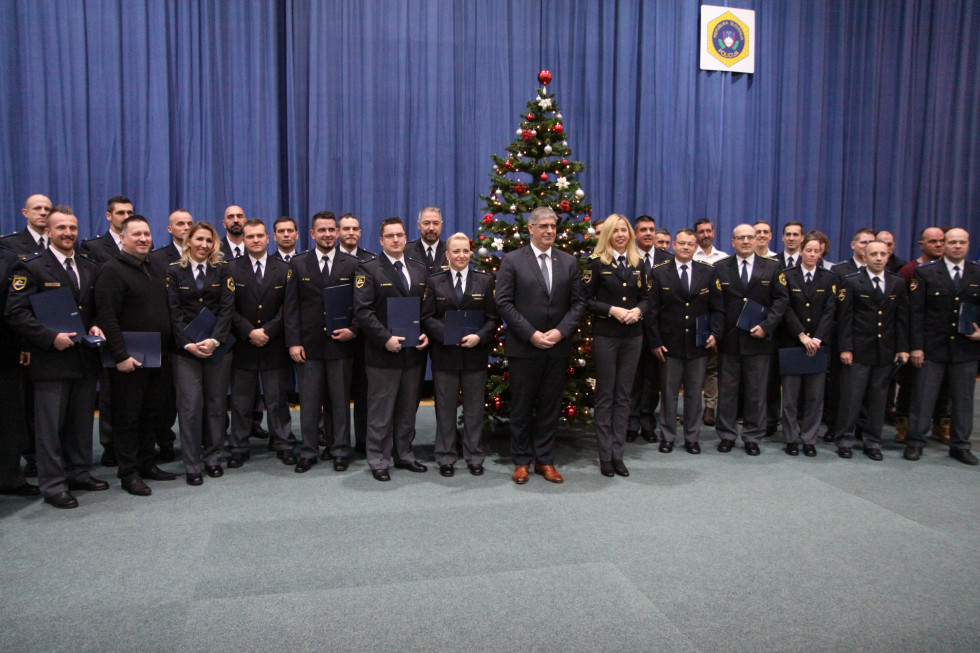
[432,368,486,466]
[508,356,563,466]
[33,377,98,497]
[780,371,826,445]
[109,361,172,480]
[660,356,708,444]
[834,362,890,450]
[594,335,642,461]
[230,366,292,454]
[351,342,369,450]
[628,345,660,433]
[174,353,233,474]
[908,360,977,451]
[702,353,719,410]
[296,358,353,461]
[0,366,29,489]
[716,353,770,444]
[365,364,422,470]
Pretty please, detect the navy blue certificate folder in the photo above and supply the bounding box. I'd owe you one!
[30,286,88,343]
[696,314,711,347]
[103,332,162,368]
[387,296,421,347]
[958,302,980,335]
[443,310,485,345]
[737,299,769,332]
[778,347,827,376]
[184,306,217,343]
[324,284,354,330]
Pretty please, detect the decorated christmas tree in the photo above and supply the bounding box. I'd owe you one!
[474,70,597,425]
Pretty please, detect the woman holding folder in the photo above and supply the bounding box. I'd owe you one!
[167,222,235,485]
[582,215,649,477]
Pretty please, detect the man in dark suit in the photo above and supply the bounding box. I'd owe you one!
[271,216,301,262]
[1,194,52,258]
[835,240,909,460]
[285,211,360,473]
[354,217,430,481]
[831,227,875,279]
[627,215,673,443]
[495,206,586,484]
[714,224,789,455]
[405,206,447,276]
[79,195,133,265]
[777,221,805,270]
[906,228,980,465]
[6,207,109,508]
[338,213,376,261]
[421,233,500,476]
[227,219,294,467]
[220,205,246,260]
[647,228,723,454]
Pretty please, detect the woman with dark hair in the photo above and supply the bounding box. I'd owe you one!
[167,222,235,485]
[583,214,649,477]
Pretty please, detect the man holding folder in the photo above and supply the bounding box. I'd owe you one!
[5,206,108,508]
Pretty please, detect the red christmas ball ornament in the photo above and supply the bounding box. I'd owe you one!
[504,160,512,169]
[482,214,493,226]
[479,235,486,240]
[560,200,570,212]
[582,343,592,355]
[526,113,534,121]
[583,215,590,221]
[493,396,503,410]
[540,172,548,181]
[538,70,552,85]
[514,182,527,194]
[566,404,577,419]
[562,159,569,166]
[566,366,575,376]
[522,129,534,142]
[553,125,563,135]
[502,371,510,382]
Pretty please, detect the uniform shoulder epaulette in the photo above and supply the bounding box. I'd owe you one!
[965,260,980,268]
[81,234,102,242]
[291,250,314,261]
[692,259,714,267]
[652,260,671,269]
[918,260,938,268]
[429,268,450,277]
[168,260,182,267]
[21,252,43,262]
[0,232,17,240]
[717,254,734,263]
[588,252,600,260]
[471,268,491,276]
[763,255,779,262]
[844,271,861,278]
[406,256,425,266]
[0,242,14,253]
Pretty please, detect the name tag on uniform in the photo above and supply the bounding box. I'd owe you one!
[44,282,61,287]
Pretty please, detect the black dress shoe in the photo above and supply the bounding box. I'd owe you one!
[625,430,638,442]
[394,461,427,473]
[204,464,224,478]
[68,477,110,492]
[612,460,629,477]
[822,432,836,443]
[372,468,391,481]
[863,448,883,461]
[903,446,923,461]
[44,491,78,509]
[139,465,177,481]
[802,444,817,457]
[785,442,799,456]
[100,448,118,467]
[185,473,203,486]
[744,442,760,456]
[641,429,657,443]
[277,451,297,466]
[319,448,333,461]
[333,457,350,472]
[950,448,979,465]
[717,439,734,453]
[156,443,177,462]
[837,447,853,459]
[0,483,40,497]
[684,441,701,455]
[251,425,270,440]
[659,441,674,453]
[599,460,614,477]
[121,476,152,496]
[294,458,315,473]
[24,460,38,478]
[227,453,250,468]
[439,464,454,477]
[467,463,484,476]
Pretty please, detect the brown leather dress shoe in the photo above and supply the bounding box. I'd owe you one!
[533,464,563,484]
[512,465,529,485]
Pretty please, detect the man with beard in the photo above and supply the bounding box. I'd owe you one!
[338,213,376,260]
[406,206,446,276]
[221,205,246,260]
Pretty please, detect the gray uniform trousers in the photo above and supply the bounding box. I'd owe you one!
[365,364,422,470]
[780,371,826,445]
[432,369,486,466]
[660,356,708,444]
[834,362,890,450]
[174,353,233,474]
[594,335,643,461]
[628,345,659,433]
[230,366,293,454]
[296,358,352,461]
[33,377,98,497]
[716,353,770,444]
[908,360,976,451]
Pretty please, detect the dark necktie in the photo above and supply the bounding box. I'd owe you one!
[741,260,749,286]
[39,235,47,250]
[873,276,883,301]
[233,246,241,259]
[393,260,408,293]
[455,272,464,303]
[787,255,795,268]
[539,253,551,296]
[805,270,813,287]
[953,265,961,291]
[196,264,206,290]
[64,257,79,291]
[284,254,291,263]
[255,261,263,285]
[617,255,626,271]
[644,253,652,276]
[680,263,689,295]
[426,247,434,267]
[321,255,330,282]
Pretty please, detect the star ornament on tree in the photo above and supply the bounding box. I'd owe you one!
[536,96,553,110]
[555,176,570,190]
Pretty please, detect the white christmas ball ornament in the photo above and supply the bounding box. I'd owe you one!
[544,145,553,154]
[587,227,596,236]
[575,189,585,199]
[478,247,488,257]
[494,189,503,197]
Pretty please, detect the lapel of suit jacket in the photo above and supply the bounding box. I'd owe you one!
[378,254,408,294]
[746,257,765,291]
[44,250,76,299]
[525,246,550,297]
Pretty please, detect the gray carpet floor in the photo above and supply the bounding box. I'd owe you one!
[2,403,980,652]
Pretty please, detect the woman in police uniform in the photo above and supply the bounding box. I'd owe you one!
[167,222,235,485]
[584,214,649,477]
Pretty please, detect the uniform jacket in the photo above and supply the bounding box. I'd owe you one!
[909,260,980,363]
[354,254,428,368]
[0,228,46,259]
[166,260,235,358]
[148,242,181,276]
[0,246,22,367]
[837,270,909,366]
[714,255,789,356]
[646,259,724,359]
[229,255,290,370]
[79,231,121,265]
[421,268,500,371]
[583,254,649,338]
[778,266,837,348]
[406,239,447,276]
[284,249,360,361]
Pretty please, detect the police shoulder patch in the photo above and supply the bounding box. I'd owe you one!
[909,278,919,292]
[11,275,27,291]
[715,277,722,291]
[838,287,846,301]
[286,269,293,282]
[226,277,235,291]
[778,272,787,286]
[355,275,366,289]
[582,270,593,283]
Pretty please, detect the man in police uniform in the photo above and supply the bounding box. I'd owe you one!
[220,205,247,260]
[6,206,109,507]
[714,224,788,454]
[354,217,430,481]
[80,195,134,265]
[284,211,359,472]
[906,228,980,464]
[834,240,909,460]
[405,206,446,276]
[271,216,301,263]
[2,194,52,257]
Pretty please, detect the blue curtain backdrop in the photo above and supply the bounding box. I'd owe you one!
[1,0,977,260]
